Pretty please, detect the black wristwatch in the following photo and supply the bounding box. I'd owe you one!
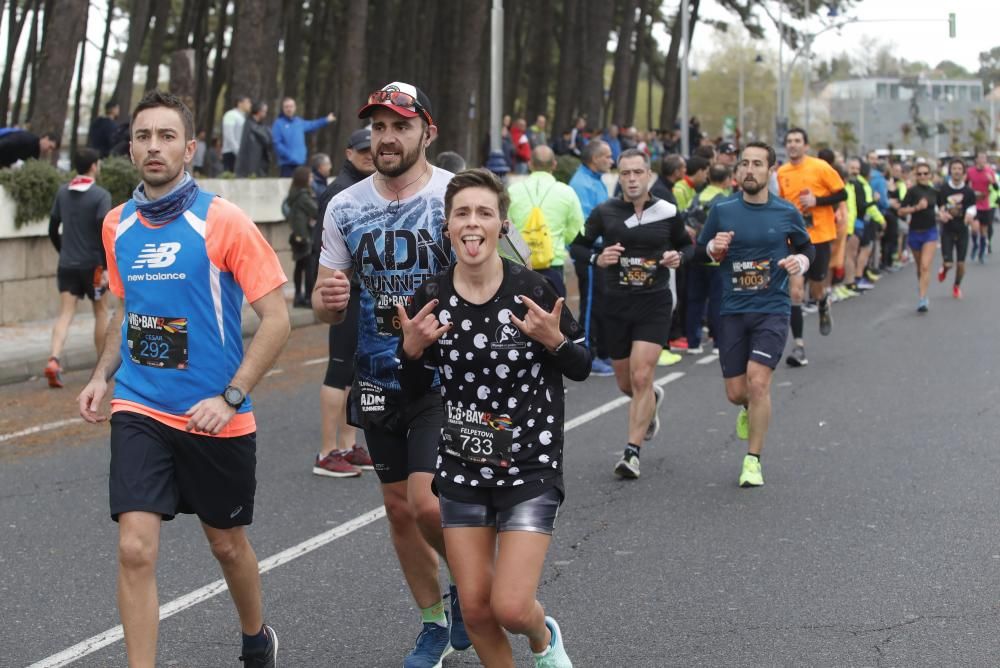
[222,385,246,409]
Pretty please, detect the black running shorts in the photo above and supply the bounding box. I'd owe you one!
[350,390,443,484]
[718,312,789,378]
[109,411,257,528]
[940,221,969,264]
[602,289,673,360]
[805,241,831,282]
[57,266,101,300]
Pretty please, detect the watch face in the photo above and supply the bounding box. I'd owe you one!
[225,387,243,405]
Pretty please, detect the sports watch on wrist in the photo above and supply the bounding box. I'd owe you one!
[222,385,246,409]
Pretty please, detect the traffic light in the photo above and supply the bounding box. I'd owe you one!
[948,12,956,38]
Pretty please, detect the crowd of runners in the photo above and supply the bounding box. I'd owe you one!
[60,81,999,667]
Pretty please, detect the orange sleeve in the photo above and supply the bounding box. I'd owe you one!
[102,204,126,298]
[205,197,287,303]
[821,161,845,195]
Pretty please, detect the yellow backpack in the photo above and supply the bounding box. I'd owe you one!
[522,183,555,270]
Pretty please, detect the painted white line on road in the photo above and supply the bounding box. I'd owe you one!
[30,371,687,666]
[27,507,387,668]
[263,368,284,377]
[564,372,684,432]
[302,357,328,366]
[696,352,720,366]
[0,418,84,444]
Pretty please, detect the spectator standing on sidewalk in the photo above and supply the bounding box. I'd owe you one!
[287,165,318,309]
[272,97,335,177]
[221,95,251,173]
[235,102,272,178]
[44,148,113,388]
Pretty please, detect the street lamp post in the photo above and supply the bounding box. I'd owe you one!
[738,54,764,147]
[484,0,509,176]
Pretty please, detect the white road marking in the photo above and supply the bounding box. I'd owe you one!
[302,357,328,366]
[263,368,284,378]
[27,508,387,668]
[696,352,720,365]
[0,418,84,444]
[29,370,687,666]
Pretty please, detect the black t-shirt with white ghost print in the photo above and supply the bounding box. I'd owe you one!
[404,259,590,509]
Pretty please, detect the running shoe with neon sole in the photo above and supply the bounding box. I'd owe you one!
[668,337,689,352]
[345,443,375,470]
[404,618,453,668]
[614,452,640,479]
[312,451,362,478]
[644,384,663,441]
[44,357,64,388]
[736,406,749,441]
[937,266,948,282]
[739,455,763,488]
[448,584,471,651]
[657,350,682,366]
[239,625,277,668]
[854,278,875,291]
[953,285,962,299]
[534,616,573,668]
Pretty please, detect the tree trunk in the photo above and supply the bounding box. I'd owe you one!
[169,49,196,112]
[70,13,88,161]
[434,0,488,161]
[658,0,699,137]
[608,0,638,127]
[329,0,369,154]
[90,0,115,122]
[389,0,420,84]
[303,0,333,127]
[281,0,305,99]
[624,0,648,128]
[228,0,283,108]
[112,0,151,111]
[0,0,31,125]
[144,0,171,92]
[203,0,230,143]
[10,0,39,126]
[524,0,555,121]
[191,0,210,132]
[24,0,46,123]
[27,0,88,145]
[365,0,396,93]
[577,0,614,130]
[553,0,581,135]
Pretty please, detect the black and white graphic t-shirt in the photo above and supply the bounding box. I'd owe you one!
[404,259,590,508]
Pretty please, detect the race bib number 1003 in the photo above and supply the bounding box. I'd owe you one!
[731,259,771,292]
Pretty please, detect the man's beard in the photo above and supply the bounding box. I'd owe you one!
[142,163,182,188]
[742,178,766,195]
[374,142,421,177]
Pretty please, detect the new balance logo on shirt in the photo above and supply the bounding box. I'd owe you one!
[132,242,181,269]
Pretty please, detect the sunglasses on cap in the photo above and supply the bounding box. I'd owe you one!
[367,89,433,125]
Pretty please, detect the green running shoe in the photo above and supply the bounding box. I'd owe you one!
[736,407,749,441]
[739,454,763,487]
[534,616,573,668]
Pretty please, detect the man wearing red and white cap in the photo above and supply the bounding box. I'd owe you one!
[313,82,470,666]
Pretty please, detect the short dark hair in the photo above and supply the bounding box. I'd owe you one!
[817,148,836,165]
[708,163,731,184]
[858,160,871,179]
[74,147,100,175]
[104,100,119,113]
[785,127,808,145]
[662,154,685,179]
[580,139,608,167]
[233,94,250,105]
[436,151,467,173]
[948,158,967,172]
[444,168,510,222]
[692,144,716,161]
[41,131,61,148]
[618,148,649,167]
[685,155,710,176]
[743,141,776,167]
[291,164,312,190]
[132,89,195,140]
[250,100,267,116]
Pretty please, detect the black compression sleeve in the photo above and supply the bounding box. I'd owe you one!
[814,189,847,207]
[48,215,61,253]
[549,338,592,381]
[792,238,815,264]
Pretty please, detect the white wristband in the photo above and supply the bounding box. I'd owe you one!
[794,253,810,275]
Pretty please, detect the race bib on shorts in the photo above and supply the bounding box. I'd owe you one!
[618,256,659,288]
[373,292,410,337]
[442,404,514,468]
[731,259,771,292]
[126,312,188,369]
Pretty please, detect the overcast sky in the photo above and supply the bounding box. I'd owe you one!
[695,0,996,77]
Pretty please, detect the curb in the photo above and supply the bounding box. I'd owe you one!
[0,306,320,387]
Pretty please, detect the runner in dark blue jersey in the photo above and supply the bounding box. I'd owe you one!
[695,142,815,487]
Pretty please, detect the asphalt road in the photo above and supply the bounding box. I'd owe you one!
[2,258,999,668]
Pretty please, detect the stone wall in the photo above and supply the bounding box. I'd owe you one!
[0,178,295,325]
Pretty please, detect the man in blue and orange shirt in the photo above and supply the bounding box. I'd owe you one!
[77,90,288,668]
